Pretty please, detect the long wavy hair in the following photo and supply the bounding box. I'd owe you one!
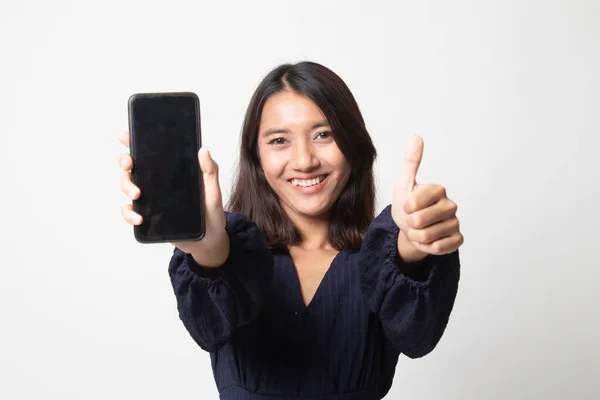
[226,61,377,251]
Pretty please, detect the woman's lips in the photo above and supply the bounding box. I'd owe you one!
[288,174,329,194]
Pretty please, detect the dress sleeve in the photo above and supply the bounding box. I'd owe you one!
[168,211,274,353]
[359,205,461,359]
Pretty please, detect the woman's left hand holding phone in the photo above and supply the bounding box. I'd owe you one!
[118,131,230,268]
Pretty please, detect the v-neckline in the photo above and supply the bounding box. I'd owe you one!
[287,249,345,310]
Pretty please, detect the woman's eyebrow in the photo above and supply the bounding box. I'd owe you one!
[262,128,290,137]
[261,121,330,137]
[311,121,330,130]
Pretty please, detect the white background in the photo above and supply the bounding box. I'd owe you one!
[1,0,599,399]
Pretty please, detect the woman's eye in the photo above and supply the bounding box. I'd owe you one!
[316,131,332,140]
[268,137,286,145]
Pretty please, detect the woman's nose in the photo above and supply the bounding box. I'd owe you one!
[290,141,320,171]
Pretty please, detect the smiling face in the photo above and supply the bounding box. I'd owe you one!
[257,90,351,220]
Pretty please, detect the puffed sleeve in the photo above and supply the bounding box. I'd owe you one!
[168,212,274,352]
[359,205,460,359]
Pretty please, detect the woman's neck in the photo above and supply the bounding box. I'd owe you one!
[284,208,333,251]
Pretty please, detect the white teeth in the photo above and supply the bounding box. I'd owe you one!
[291,175,325,187]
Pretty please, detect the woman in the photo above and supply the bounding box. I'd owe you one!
[119,61,463,399]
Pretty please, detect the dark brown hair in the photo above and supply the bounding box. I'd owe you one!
[226,61,377,251]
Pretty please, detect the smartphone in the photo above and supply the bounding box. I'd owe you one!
[127,92,205,243]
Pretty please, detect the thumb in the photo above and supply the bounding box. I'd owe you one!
[400,135,424,193]
[198,147,223,210]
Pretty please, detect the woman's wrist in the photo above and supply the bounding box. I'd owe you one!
[397,232,428,264]
[189,231,231,269]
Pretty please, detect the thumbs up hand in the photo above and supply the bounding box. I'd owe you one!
[391,136,464,263]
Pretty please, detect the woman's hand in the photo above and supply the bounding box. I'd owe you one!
[118,131,229,267]
[391,136,464,263]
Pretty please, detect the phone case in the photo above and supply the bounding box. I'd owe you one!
[127,92,206,244]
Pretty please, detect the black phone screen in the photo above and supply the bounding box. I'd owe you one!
[128,92,205,243]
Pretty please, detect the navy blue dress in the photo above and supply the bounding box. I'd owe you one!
[168,205,461,400]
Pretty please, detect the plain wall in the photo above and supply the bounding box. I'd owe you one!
[1,0,598,399]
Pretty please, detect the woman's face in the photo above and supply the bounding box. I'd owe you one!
[257,90,351,220]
